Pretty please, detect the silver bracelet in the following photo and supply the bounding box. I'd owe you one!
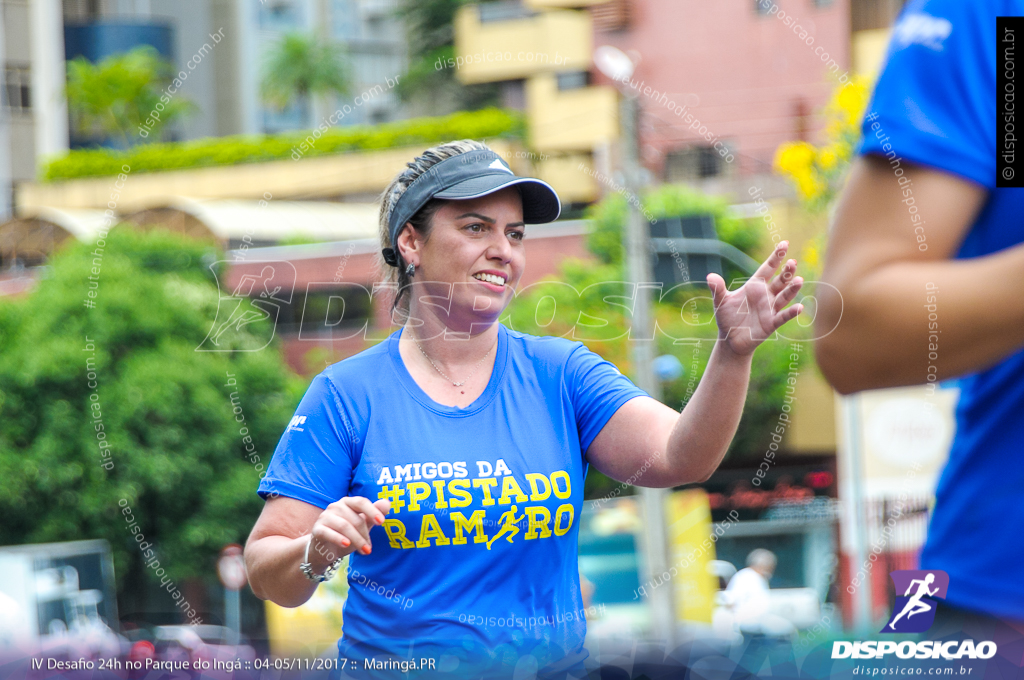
[300,535,344,582]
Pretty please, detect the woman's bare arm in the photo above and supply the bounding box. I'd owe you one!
[815,155,1024,393]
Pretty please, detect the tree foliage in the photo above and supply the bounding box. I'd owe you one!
[66,45,195,146]
[0,229,303,603]
[260,33,349,110]
[396,0,501,112]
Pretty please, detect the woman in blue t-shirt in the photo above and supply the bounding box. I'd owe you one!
[243,140,805,678]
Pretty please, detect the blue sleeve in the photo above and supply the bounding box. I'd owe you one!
[859,0,997,187]
[257,372,358,508]
[564,343,650,456]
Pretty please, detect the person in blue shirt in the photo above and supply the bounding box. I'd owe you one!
[816,0,1024,627]
[243,140,806,679]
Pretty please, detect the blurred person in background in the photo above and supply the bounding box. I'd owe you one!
[816,0,1024,629]
[722,549,795,638]
[722,550,796,680]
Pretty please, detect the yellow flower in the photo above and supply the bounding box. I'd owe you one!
[774,142,816,176]
[795,172,822,201]
[773,76,875,210]
[818,146,839,171]
[801,242,820,269]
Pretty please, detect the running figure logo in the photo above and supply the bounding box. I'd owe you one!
[196,261,295,352]
[486,505,524,550]
[881,570,949,633]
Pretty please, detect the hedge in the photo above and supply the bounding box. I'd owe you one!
[42,107,525,182]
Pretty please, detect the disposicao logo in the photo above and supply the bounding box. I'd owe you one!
[831,570,998,660]
[883,569,948,633]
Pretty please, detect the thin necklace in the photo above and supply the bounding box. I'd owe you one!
[413,335,497,387]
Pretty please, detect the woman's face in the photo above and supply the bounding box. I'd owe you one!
[400,186,526,327]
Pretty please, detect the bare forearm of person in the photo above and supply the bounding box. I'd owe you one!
[246,534,337,607]
[664,340,753,484]
[817,244,1024,393]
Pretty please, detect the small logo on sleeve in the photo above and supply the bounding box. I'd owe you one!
[287,415,307,433]
[891,13,952,51]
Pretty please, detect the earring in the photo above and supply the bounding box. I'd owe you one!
[405,262,415,277]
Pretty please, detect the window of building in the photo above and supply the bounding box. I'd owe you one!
[556,71,589,91]
[261,99,310,134]
[359,0,400,22]
[331,0,361,39]
[3,65,31,111]
[590,0,632,32]
[664,145,728,182]
[478,0,534,23]
[277,287,373,336]
[259,0,303,30]
[500,80,526,110]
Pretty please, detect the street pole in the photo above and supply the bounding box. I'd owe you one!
[845,394,873,635]
[225,587,240,643]
[619,93,676,647]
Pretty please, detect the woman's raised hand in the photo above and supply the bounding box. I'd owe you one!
[706,240,805,357]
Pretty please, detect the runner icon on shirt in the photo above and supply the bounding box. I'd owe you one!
[486,506,524,550]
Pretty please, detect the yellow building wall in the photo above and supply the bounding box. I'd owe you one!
[526,74,618,153]
[787,369,839,453]
[853,28,892,78]
[534,154,599,203]
[454,6,592,85]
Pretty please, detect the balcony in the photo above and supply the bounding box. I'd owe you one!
[453,4,592,84]
[526,73,618,152]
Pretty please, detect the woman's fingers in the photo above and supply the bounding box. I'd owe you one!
[317,509,367,555]
[309,524,353,564]
[769,259,798,296]
[772,276,804,311]
[333,502,377,554]
[343,496,388,526]
[772,303,804,331]
[706,272,727,310]
[317,497,380,556]
[754,240,790,281]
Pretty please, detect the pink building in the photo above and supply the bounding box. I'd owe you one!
[590,0,851,187]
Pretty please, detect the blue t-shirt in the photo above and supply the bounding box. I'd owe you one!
[859,0,1024,619]
[257,322,649,672]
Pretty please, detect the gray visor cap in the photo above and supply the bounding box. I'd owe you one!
[386,149,562,249]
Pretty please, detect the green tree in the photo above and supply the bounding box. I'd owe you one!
[260,33,349,110]
[66,45,195,146]
[0,229,304,615]
[396,0,501,112]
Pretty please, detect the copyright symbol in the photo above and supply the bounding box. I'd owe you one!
[1004,167,1015,180]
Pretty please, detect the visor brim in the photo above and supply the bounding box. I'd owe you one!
[433,175,562,224]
